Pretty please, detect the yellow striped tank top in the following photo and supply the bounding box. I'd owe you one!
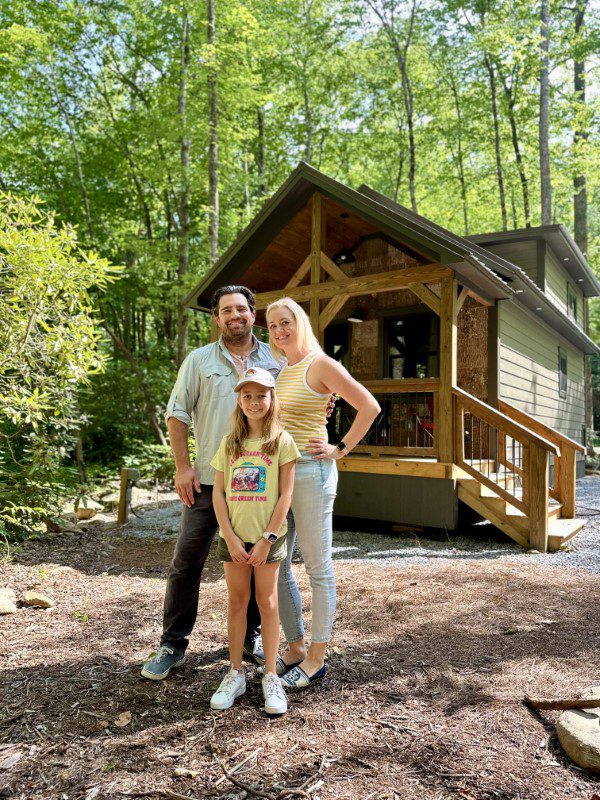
[275,351,330,452]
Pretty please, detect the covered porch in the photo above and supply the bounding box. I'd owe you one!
[187,164,585,552]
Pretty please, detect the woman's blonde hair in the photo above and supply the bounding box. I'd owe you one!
[266,297,322,362]
[226,386,283,460]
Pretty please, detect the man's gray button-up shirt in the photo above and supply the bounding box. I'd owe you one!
[165,336,281,486]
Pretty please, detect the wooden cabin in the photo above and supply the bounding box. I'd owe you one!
[185,163,599,553]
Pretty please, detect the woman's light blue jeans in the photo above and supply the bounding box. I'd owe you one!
[278,455,338,644]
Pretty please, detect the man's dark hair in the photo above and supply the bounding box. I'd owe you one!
[211,285,256,315]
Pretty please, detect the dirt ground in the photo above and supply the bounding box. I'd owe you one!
[1,494,600,800]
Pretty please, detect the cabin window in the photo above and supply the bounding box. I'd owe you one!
[383,308,439,379]
[567,283,578,321]
[558,347,567,398]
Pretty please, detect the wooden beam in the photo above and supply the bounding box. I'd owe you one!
[438,276,457,463]
[455,286,469,318]
[285,255,311,289]
[310,193,324,337]
[320,251,348,281]
[254,264,452,309]
[319,294,349,331]
[408,282,441,315]
[210,316,219,342]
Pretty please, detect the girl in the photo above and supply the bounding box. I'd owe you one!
[209,366,300,715]
[266,298,380,690]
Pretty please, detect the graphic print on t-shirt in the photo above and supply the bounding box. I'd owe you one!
[231,462,266,493]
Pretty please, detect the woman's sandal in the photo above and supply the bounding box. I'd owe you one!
[281,664,327,689]
[276,655,302,676]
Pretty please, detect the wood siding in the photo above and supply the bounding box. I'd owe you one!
[498,299,585,443]
[545,248,584,327]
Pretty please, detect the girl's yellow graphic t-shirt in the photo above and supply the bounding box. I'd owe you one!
[210,433,300,543]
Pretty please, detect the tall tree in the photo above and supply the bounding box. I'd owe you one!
[207,0,219,266]
[539,0,552,224]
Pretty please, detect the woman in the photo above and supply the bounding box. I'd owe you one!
[266,297,380,689]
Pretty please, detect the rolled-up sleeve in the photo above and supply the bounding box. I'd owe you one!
[165,352,200,427]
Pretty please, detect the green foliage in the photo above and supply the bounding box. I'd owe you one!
[0,193,120,538]
[0,0,597,501]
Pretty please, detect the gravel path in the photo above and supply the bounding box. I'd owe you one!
[332,475,600,574]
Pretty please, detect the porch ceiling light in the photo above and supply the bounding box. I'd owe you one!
[333,249,356,265]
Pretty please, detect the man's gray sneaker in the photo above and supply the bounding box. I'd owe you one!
[242,634,265,666]
[141,645,185,680]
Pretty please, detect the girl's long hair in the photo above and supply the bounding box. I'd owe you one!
[266,297,322,363]
[226,387,284,460]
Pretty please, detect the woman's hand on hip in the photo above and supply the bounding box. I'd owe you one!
[225,535,250,564]
[247,538,271,567]
[307,438,342,461]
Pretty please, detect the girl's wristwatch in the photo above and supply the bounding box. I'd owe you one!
[336,441,348,453]
[262,532,278,544]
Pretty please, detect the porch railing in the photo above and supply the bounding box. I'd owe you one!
[329,378,439,457]
[453,387,560,549]
[497,399,585,518]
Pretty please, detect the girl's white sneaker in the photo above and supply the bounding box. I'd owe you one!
[262,672,288,715]
[210,668,246,710]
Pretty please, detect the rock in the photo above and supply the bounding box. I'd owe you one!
[556,686,600,774]
[173,768,200,778]
[75,495,103,520]
[0,587,16,603]
[0,591,17,614]
[23,590,55,609]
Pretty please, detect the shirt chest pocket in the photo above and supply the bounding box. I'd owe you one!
[205,366,235,397]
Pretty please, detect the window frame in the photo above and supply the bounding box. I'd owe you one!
[378,304,440,380]
[566,282,578,322]
[558,346,568,399]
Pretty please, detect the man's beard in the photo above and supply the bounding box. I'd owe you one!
[221,320,252,344]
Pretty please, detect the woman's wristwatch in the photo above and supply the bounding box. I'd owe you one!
[335,441,348,453]
[262,531,278,544]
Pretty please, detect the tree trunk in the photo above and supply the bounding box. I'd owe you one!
[257,106,266,196]
[448,72,469,234]
[485,55,508,230]
[366,0,418,212]
[207,0,219,267]
[499,66,531,227]
[573,0,592,434]
[303,87,313,164]
[539,0,552,224]
[177,6,191,366]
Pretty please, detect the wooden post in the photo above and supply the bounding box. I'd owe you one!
[117,467,141,525]
[310,193,325,343]
[439,276,457,463]
[528,442,549,552]
[558,445,576,518]
[210,315,219,342]
[453,396,464,463]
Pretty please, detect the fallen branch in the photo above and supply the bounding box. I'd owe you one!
[524,695,600,711]
[164,790,200,800]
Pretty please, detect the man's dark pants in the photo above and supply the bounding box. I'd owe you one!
[161,485,261,653]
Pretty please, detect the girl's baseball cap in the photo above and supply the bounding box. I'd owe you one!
[234,366,276,392]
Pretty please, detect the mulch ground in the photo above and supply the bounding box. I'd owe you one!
[1,522,600,800]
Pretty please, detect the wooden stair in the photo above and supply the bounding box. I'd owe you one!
[457,468,586,551]
[453,389,587,553]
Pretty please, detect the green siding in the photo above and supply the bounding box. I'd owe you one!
[482,241,538,283]
[498,300,585,442]
[545,248,584,327]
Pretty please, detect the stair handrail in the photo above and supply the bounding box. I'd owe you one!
[453,387,556,552]
[498,398,582,519]
[452,388,560,457]
[497,400,585,455]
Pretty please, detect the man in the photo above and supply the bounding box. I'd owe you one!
[141,285,280,680]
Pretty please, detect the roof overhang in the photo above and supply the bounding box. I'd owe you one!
[185,163,513,313]
[468,225,600,297]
